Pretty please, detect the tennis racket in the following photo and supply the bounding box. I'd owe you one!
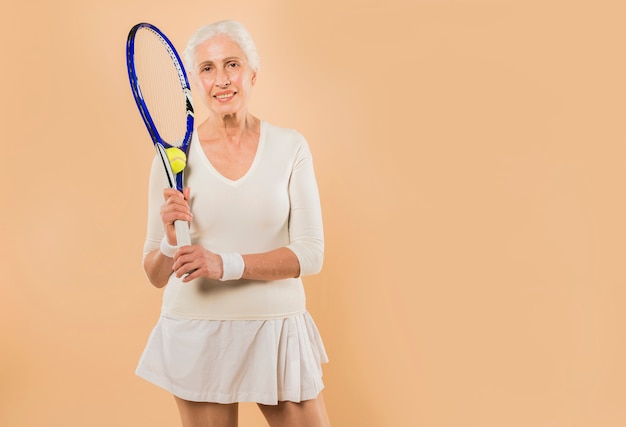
[126,22,194,246]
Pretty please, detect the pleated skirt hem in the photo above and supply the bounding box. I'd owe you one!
[135,311,328,405]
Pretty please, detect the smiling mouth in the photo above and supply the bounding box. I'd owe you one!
[214,92,236,100]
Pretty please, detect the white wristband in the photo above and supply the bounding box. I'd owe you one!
[219,253,245,281]
[160,236,179,258]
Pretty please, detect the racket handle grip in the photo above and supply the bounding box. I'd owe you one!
[174,220,191,246]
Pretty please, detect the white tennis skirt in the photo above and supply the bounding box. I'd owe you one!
[135,311,328,405]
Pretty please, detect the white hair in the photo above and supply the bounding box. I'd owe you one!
[184,20,260,80]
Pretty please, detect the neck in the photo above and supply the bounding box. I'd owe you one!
[201,112,259,144]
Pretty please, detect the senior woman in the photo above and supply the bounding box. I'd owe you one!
[135,20,331,427]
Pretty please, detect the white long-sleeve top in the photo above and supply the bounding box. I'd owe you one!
[142,121,324,320]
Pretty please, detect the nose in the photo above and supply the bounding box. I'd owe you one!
[215,69,231,87]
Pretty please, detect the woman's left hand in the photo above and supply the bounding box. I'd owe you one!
[172,245,224,282]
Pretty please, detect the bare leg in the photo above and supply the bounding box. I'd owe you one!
[174,396,239,427]
[257,393,331,427]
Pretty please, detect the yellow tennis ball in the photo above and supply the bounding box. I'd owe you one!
[165,147,187,174]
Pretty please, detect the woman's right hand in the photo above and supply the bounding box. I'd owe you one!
[160,187,193,246]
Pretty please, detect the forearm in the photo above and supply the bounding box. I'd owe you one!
[143,249,176,288]
[241,247,301,281]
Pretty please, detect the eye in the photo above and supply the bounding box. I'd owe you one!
[227,61,240,69]
[200,64,213,73]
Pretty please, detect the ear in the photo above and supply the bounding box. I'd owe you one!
[251,72,257,86]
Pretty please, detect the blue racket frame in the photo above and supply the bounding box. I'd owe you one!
[126,22,194,193]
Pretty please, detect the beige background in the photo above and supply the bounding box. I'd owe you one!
[2,0,625,426]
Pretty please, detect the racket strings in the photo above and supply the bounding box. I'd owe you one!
[133,28,188,148]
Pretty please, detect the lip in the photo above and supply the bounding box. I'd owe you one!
[213,91,237,102]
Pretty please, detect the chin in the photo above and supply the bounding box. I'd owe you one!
[215,104,242,116]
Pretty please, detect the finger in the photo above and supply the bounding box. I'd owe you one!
[167,208,193,222]
[181,268,201,282]
[162,213,192,227]
[175,261,200,280]
[162,200,193,222]
[173,244,194,259]
[173,247,205,280]
[172,256,189,277]
[162,188,181,201]
[167,192,192,210]
[166,195,188,208]
[163,189,190,210]
[172,246,195,270]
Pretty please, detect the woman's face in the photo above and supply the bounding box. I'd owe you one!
[193,35,256,117]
